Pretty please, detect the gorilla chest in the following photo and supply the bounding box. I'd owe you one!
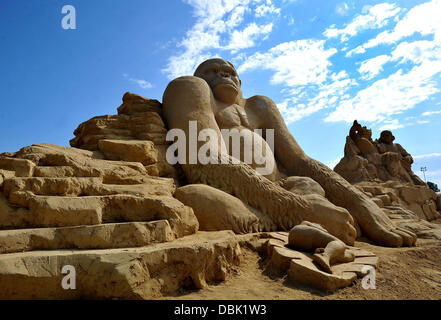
[378,143,397,154]
[214,104,252,130]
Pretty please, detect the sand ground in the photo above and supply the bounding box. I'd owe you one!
[163,238,441,300]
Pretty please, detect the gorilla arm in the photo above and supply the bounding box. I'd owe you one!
[162,76,356,244]
[396,143,413,164]
[245,95,417,247]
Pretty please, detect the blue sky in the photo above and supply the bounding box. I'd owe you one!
[1,0,440,186]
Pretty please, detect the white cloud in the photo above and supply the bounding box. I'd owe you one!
[255,3,280,17]
[378,119,404,131]
[237,37,369,124]
[162,0,441,130]
[284,72,356,121]
[331,70,349,81]
[325,60,441,123]
[225,22,273,53]
[238,39,337,86]
[335,2,349,16]
[123,74,153,89]
[163,0,247,78]
[391,40,439,64]
[422,110,441,116]
[286,15,294,25]
[358,55,391,80]
[414,153,441,159]
[163,0,277,79]
[346,46,366,57]
[326,0,441,125]
[268,72,356,124]
[184,0,246,21]
[276,100,322,123]
[348,0,441,56]
[226,5,248,29]
[324,3,400,42]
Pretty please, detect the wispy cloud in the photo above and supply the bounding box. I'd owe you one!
[378,119,404,131]
[162,0,243,79]
[422,110,441,116]
[239,39,337,86]
[414,153,441,159]
[358,55,391,80]
[326,0,441,125]
[347,0,441,56]
[324,3,400,42]
[255,2,280,17]
[123,74,153,89]
[163,0,441,129]
[163,0,279,79]
[286,15,294,25]
[225,22,273,53]
[237,39,342,123]
[325,63,440,123]
[335,2,349,16]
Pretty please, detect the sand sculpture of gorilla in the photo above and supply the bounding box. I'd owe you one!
[163,58,416,247]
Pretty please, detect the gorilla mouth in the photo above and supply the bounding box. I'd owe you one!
[212,79,238,90]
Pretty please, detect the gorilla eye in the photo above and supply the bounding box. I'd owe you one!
[223,67,236,76]
[204,67,219,76]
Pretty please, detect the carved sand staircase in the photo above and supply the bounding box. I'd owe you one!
[0,92,383,298]
[0,93,242,299]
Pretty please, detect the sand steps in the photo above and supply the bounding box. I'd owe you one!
[0,230,241,299]
[3,176,174,200]
[0,194,198,236]
[0,220,175,254]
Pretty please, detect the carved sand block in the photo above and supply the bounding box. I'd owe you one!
[0,158,35,177]
[0,140,199,240]
[3,176,174,199]
[97,139,158,165]
[0,170,15,188]
[288,255,358,291]
[264,231,378,291]
[70,92,175,178]
[1,193,198,237]
[0,231,242,299]
[0,220,175,254]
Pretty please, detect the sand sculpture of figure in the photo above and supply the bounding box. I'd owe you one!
[335,121,426,186]
[375,130,425,185]
[162,58,417,247]
[349,120,378,154]
[289,221,355,273]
